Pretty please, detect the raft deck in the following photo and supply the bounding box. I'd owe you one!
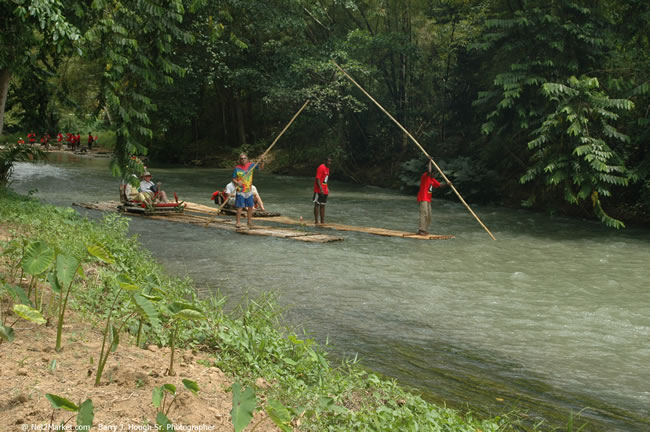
[75,201,343,243]
[76,201,454,241]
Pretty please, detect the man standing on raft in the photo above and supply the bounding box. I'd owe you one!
[233,153,263,228]
[313,156,331,225]
[417,160,443,236]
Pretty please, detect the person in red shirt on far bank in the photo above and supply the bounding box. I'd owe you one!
[313,156,331,225]
[416,160,445,236]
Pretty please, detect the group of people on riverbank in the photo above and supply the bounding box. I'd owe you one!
[17,132,97,151]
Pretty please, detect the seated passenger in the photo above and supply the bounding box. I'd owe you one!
[214,181,237,208]
[140,171,169,203]
[124,175,147,203]
[251,185,265,212]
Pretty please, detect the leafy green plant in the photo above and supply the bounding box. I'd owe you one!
[94,273,160,386]
[21,240,55,311]
[161,301,206,376]
[54,244,114,352]
[152,379,200,429]
[45,394,94,429]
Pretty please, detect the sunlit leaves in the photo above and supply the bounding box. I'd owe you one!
[13,304,46,325]
[46,394,79,412]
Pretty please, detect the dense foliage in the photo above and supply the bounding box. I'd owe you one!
[2,0,649,226]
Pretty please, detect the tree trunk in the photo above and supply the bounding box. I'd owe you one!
[0,68,11,138]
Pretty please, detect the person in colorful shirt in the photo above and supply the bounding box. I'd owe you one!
[313,156,331,225]
[232,153,264,228]
[416,160,443,236]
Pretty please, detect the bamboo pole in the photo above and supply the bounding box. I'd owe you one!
[332,61,496,240]
[204,99,311,227]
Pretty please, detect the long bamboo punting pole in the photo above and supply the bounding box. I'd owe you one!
[251,99,311,169]
[332,61,496,240]
[204,99,311,227]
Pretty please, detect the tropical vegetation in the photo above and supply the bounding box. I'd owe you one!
[1,0,648,227]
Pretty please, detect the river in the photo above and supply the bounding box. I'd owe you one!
[9,153,650,431]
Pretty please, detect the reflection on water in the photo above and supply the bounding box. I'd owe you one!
[10,155,650,431]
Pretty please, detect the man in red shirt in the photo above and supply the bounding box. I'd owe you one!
[313,157,332,225]
[417,160,442,235]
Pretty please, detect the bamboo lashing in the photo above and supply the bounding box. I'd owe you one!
[332,61,496,240]
[204,99,311,227]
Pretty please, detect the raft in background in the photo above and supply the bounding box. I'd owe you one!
[75,201,455,241]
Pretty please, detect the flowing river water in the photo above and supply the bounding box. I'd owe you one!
[9,153,650,431]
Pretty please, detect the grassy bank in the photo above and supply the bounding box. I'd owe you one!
[0,189,531,431]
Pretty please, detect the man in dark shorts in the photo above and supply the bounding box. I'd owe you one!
[313,156,331,225]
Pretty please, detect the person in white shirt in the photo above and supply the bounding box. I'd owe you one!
[124,174,147,203]
[251,185,265,211]
[215,182,264,211]
[140,171,169,203]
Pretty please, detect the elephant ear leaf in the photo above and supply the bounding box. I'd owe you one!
[117,274,139,291]
[87,244,115,264]
[3,283,32,306]
[47,270,62,294]
[45,394,79,412]
[152,386,163,408]
[156,412,173,431]
[265,399,293,432]
[57,254,80,287]
[0,325,15,342]
[133,294,161,329]
[76,399,94,427]
[182,379,200,396]
[22,241,55,275]
[231,382,256,432]
[173,309,206,322]
[13,304,46,324]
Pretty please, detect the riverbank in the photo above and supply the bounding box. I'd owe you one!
[0,189,529,431]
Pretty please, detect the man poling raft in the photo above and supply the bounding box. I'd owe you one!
[331,60,496,240]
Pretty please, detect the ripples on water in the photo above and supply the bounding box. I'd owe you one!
[10,157,650,431]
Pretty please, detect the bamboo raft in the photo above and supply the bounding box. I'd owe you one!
[75,201,454,241]
[75,201,343,243]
